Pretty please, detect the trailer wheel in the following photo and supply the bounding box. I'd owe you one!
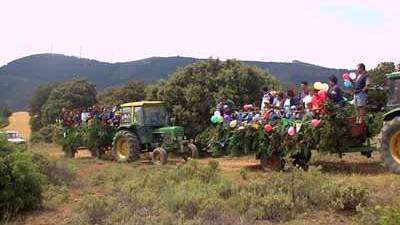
[151,147,168,165]
[291,151,311,170]
[260,153,285,171]
[182,144,199,161]
[112,130,140,162]
[379,117,400,174]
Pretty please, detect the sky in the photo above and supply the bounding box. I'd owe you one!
[1,0,399,69]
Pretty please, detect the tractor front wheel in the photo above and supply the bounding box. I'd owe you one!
[112,130,140,162]
[379,117,400,174]
[151,147,168,165]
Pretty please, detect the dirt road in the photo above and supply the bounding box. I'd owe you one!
[4,112,31,140]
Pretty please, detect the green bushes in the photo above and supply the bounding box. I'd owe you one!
[30,124,62,143]
[358,203,400,225]
[0,139,43,220]
[73,161,370,225]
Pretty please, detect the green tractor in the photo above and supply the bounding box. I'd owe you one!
[379,71,400,173]
[112,101,198,165]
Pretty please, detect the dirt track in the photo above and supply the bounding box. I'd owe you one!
[4,112,31,140]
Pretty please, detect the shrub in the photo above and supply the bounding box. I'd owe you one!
[30,124,62,143]
[72,163,370,224]
[321,182,370,211]
[33,153,75,186]
[0,142,43,219]
[358,203,400,225]
[75,195,116,225]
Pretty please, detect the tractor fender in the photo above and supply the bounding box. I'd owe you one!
[383,108,400,121]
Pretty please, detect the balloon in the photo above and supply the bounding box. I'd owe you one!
[264,124,273,133]
[243,104,253,111]
[210,115,218,123]
[217,115,224,123]
[342,73,350,80]
[344,80,352,89]
[321,83,329,91]
[252,123,260,129]
[229,120,238,128]
[214,111,221,116]
[311,119,321,128]
[313,82,323,90]
[288,126,296,136]
[223,114,231,123]
[349,72,357,80]
[282,118,289,126]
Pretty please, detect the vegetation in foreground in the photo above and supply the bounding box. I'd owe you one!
[3,143,400,225]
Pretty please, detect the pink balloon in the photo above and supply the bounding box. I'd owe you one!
[288,126,296,136]
[243,104,253,111]
[342,73,350,80]
[311,119,321,128]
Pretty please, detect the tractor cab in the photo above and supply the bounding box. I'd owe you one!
[386,72,400,110]
[119,101,168,127]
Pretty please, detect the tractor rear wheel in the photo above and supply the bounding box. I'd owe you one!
[151,147,168,165]
[379,117,400,174]
[260,153,285,171]
[112,130,140,162]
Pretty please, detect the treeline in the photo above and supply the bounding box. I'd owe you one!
[0,105,12,128]
[29,59,278,139]
[29,59,393,140]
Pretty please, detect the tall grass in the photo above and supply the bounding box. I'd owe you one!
[73,160,370,225]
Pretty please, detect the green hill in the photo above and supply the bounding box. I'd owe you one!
[0,54,346,110]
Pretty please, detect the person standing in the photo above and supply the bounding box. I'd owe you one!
[297,81,309,108]
[260,87,274,110]
[352,63,371,124]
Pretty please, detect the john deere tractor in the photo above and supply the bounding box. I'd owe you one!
[379,71,400,173]
[112,101,198,165]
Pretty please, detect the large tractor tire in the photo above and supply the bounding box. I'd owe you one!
[260,153,285,171]
[379,117,400,174]
[182,143,199,161]
[112,130,140,162]
[151,147,168,165]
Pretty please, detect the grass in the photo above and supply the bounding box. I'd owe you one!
[7,143,400,225]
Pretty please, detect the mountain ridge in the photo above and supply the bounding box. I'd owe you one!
[0,53,346,110]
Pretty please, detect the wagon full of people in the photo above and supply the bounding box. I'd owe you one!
[203,63,376,170]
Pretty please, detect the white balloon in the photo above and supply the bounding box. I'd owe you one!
[229,120,238,128]
[349,72,357,80]
[214,111,221,116]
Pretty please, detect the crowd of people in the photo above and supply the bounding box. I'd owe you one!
[58,106,121,128]
[215,63,371,125]
[57,63,373,130]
